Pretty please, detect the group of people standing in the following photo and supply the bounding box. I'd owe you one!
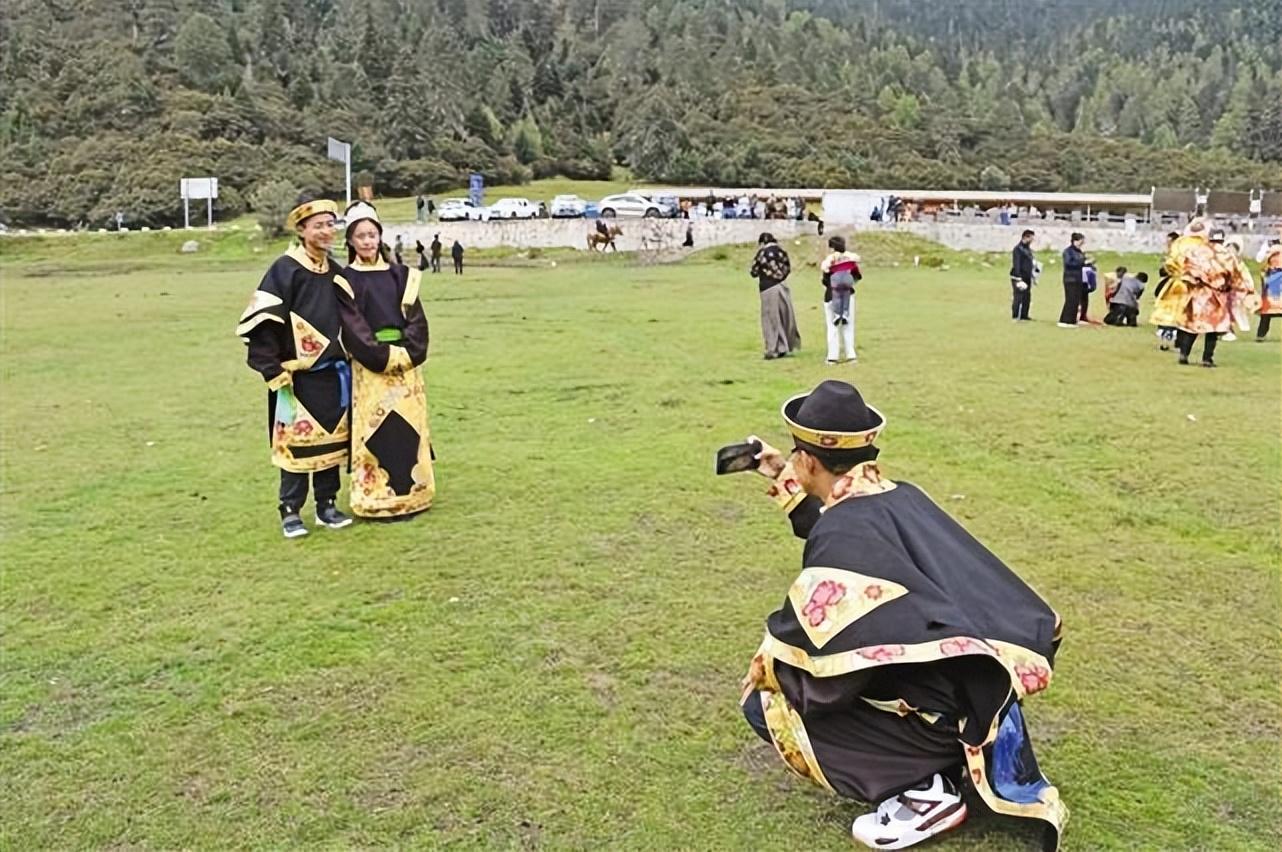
[236,194,437,537]
[1009,223,1279,367]
[1150,220,1275,366]
[749,233,863,365]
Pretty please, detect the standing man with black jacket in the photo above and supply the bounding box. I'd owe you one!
[1009,229,1036,321]
[1058,233,1089,328]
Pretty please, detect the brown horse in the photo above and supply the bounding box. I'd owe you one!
[587,223,623,251]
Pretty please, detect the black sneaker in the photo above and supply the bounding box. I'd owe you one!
[315,501,353,529]
[1177,355,1189,365]
[281,512,309,539]
[1201,359,1216,368]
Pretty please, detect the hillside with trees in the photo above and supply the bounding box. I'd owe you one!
[2,0,1280,227]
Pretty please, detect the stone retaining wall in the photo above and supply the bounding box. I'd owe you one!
[383,218,820,253]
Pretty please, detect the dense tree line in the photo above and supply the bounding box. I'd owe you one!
[1,0,1279,227]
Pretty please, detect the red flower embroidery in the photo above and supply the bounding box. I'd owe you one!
[857,644,905,663]
[299,334,323,356]
[1015,663,1050,695]
[801,579,846,627]
[292,420,314,436]
[940,638,977,657]
[782,478,800,495]
[863,584,883,600]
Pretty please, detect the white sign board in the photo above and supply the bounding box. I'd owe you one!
[327,137,352,205]
[180,177,218,200]
[326,137,350,162]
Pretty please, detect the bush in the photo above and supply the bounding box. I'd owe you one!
[213,185,246,220]
[250,179,300,237]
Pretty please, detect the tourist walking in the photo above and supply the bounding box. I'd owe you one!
[451,239,464,275]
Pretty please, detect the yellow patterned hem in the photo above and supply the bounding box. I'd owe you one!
[760,691,835,793]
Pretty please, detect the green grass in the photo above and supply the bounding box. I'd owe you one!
[1,232,1279,849]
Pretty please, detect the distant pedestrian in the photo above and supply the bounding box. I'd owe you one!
[1151,231,1182,349]
[750,232,800,360]
[415,239,429,271]
[430,234,442,273]
[1256,233,1282,340]
[683,223,694,248]
[1058,233,1090,328]
[415,194,426,223]
[394,234,404,266]
[1009,229,1036,321]
[820,235,861,364]
[426,197,435,218]
[451,239,464,275]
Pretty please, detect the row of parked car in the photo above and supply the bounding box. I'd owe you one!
[437,193,681,222]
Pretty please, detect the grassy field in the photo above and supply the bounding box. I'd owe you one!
[1,230,1279,849]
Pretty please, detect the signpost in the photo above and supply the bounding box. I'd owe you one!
[180,177,218,230]
[468,172,484,207]
[327,137,352,207]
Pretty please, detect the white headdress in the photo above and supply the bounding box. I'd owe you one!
[343,201,382,233]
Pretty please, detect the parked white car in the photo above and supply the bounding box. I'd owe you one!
[438,198,490,222]
[550,194,588,218]
[598,193,662,218]
[488,197,541,220]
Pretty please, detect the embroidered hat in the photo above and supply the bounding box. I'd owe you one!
[286,197,339,231]
[782,380,885,452]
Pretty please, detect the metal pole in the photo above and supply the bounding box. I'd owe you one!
[207,196,213,230]
[184,197,190,230]
[345,146,352,207]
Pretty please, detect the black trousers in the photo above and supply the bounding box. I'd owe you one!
[1058,281,1082,324]
[453,257,463,274]
[279,467,340,514]
[1176,330,1220,362]
[430,256,441,273]
[1010,280,1031,320]
[1259,315,1273,339]
[1104,304,1138,326]
[1079,289,1090,322]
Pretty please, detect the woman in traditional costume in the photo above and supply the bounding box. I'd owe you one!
[335,202,435,519]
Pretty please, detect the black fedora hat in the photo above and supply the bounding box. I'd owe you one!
[782,380,885,453]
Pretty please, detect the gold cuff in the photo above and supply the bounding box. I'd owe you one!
[766,461,807,513]
[266,370,292,391]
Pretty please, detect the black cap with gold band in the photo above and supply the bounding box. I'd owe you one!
[286,198,339,232]
[782,380,885,453]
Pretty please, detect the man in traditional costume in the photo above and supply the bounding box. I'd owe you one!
[1254,232,1282,341]
[236,194,352,538]
[1168,225,1254,367]
[738,380,1066,850]
[336,202,436,519]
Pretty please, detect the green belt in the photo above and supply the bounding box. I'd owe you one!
[374,327,403,343]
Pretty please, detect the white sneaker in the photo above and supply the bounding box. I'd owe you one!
[1224,331,1237,342]
[851,773,967,849]
[1056,322,1076,328]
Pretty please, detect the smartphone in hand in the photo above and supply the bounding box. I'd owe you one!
[715,440,763,475]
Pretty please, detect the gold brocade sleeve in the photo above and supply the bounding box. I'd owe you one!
[766,461,808,513]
